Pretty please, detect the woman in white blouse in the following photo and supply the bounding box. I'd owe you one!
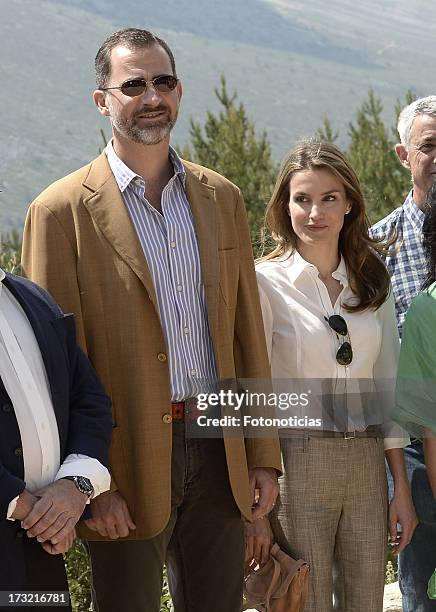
[250,141,417,612]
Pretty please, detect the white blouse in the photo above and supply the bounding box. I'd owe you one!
[256,251,409,450]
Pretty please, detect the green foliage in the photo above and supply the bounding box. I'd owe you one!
[180,76,278,248]
[0,230,22,274]
[182,80,417,240]
[160,572,174,612]
[346,89,409,222]
[65,540,92,611]
[315,116,339,143]
[385,560,397,585]
[385,548,398,585]
[315,90,417,224]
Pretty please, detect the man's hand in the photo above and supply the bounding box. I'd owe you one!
[248,467,279,521]
[11,490,39,521]
[41,527,77,555]
[22,480,87,544]
[389,484,418,555]
[245,516,273,566]
[84,491,136,539]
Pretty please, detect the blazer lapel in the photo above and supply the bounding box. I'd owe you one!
[2,276,68,433]
[184,165,219,352]
[82,153,160,314]
[3,276,55,382]
[3,276,75,453]
[82,154,220,345]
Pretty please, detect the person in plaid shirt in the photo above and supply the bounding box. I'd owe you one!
[372,95,436,612]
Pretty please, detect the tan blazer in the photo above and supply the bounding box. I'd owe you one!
[22,153,281,540]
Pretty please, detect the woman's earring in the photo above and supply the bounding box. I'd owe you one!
[345,208,351,215]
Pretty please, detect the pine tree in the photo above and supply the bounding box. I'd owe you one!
[391,89,417,204]
[314,90,418,223]
[180,76,278,248]
[315,116,339,143]
[346,89,407,222]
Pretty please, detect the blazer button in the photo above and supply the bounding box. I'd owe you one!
[162,413,172,424]
[16,528,26,539]
[157,352,167,363]
[14,447,23,457]
[2,403,13,413]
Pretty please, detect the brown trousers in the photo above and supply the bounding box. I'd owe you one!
[88,422,245,612]
[270,436,388,612]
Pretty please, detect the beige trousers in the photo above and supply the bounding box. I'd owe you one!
[270,436,388,612]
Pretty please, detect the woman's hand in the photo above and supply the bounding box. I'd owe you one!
[245,516,274,566]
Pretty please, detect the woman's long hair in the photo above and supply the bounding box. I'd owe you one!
[259,140,391,312]
[423,182,436,290]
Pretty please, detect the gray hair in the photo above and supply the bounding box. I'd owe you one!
[397,95,436,145]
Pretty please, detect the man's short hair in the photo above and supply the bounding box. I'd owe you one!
[95,28,177,89]
[397,95,436,146]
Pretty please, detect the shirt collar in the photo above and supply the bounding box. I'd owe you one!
[0,268,5,297]
[168,147,187,188]
[404,190,425,231]
[105,139,186,193]
[282,249,348,287]
[331,256,348,286]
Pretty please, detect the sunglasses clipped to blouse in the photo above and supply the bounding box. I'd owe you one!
[324,314,353,366]
[101,75,179,97]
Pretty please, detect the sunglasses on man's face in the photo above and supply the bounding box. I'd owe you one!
[101,74,179,98]
[324,314,353,366]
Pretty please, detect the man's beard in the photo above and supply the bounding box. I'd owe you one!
[110,104,178,145]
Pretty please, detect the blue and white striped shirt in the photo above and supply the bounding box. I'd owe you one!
[371,191,426,337]
[106,141,217,401]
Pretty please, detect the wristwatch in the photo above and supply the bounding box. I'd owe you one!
[62,476,94,498]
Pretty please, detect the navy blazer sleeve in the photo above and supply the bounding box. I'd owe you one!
[0,466,25,518]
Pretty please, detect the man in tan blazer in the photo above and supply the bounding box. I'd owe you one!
[22,28,281,612]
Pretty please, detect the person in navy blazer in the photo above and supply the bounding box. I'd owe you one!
[0,271,112,607]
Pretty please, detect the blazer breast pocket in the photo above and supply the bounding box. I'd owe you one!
[51,313,76,337]
[50,314,76,360]
[218,248,239,308]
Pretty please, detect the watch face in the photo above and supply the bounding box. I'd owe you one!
[76,476,94,496]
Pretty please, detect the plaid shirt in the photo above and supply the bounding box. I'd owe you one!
[371,191,426,337]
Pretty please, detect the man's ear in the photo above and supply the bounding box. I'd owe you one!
[93,90,111,117]
[395,143,410,169]
[176,79,183,102]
